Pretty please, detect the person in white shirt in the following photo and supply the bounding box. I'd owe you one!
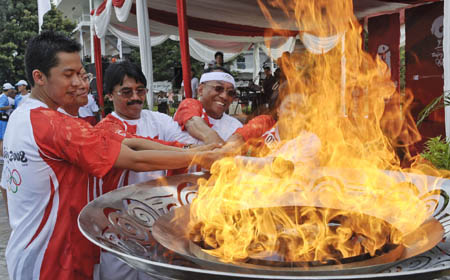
[14,79,30,108]
[96,61,218,280]
[179,68,199,99]
[78,93,100,125]
[174,67,243,145]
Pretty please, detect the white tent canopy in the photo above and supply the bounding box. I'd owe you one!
[92,0,413,61]
[93,0,299,62]
[91,0,438,110]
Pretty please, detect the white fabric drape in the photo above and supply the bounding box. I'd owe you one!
[94,0,113,39]
[37,0,51,32]
[93,1,298,64]
[301,33,342,54]
[188,39,251,63]
[114,0,133,22]
[136,0,154,108]
[444,0,450,138]
[260,37,297,60]
[109,24,171,47]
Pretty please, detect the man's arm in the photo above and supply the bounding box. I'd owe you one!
[113,144,220,171]
[122,137,219,152]
[185,116,225,144]
[219,133,245,155]
[0,105,12,111]
[174,98,224,144]
[122,137,185,152]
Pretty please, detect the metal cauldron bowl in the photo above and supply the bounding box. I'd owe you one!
[79,170,450,279]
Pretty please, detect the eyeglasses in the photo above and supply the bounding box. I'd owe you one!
[115,87,148,98]
[205,84,236,97]
[81,75,90,83]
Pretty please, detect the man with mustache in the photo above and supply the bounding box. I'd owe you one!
[97,61,200,182]
[95,61,219,279]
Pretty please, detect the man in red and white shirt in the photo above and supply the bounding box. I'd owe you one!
[2,31,218,280]
[95,61,222,279]
[97,61,200,186]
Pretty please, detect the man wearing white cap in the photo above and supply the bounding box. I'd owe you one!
[14,79,29,107]
[173,67,243,145]
[0,83,15,153]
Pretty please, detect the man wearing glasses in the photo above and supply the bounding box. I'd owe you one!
[95,61,211,279]
[173,67,243,145]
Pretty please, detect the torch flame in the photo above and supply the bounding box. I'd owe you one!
[187,0,445,264]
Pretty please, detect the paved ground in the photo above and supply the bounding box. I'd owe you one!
[0,197,10,279]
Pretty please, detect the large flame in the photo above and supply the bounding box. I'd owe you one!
[187,0,444,264]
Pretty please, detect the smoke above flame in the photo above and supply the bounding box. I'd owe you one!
[186,0,444,264]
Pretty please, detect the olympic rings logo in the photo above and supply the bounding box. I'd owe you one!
[6,168,22,193]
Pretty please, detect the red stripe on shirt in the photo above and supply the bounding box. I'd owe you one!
[25,175,56,249]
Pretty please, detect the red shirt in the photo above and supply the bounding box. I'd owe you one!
[1,98,124,280]
[234,115,277,141]
[174,98,213,130]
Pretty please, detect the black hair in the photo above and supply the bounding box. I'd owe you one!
[263,66,271,71]
[214,51,224,59]
[203,66,232,76]
[25,31,81,87]
[103,61,147,94]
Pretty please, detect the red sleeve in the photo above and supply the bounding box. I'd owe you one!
[234,115,276,141]
[96,115,185,148]
[31,109,122,178]
[173,98,212,130]
[150,138,185,148]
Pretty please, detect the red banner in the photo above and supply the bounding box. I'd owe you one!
[405,2,444,139]
[368,13,401,93]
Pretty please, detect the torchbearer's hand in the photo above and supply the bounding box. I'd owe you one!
[188,143,223,152]
[191,150,226,170]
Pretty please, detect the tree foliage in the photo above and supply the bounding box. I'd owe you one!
[129,40,205,88]
[0,0,76,84]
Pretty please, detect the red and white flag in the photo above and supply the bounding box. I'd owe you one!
[37,0,51,32]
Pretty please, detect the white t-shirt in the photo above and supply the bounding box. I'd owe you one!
[6,96,14,115]
[181,77,199,99]
[78,94,99,117]
[176,112,243,145]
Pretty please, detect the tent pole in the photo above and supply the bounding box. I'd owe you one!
[444,0,450,139]
[136,0,154,109]
[253,43,260,85]
[341,33,347,117]
[177,0,192,99]
[89,0,95,63]
[93,34,105,118]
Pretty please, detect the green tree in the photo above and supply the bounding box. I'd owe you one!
[41,4,77,38]
[129,40,204,87]
[0,1,76,84]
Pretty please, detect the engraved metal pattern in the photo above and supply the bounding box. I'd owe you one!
[79,170,450,279]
